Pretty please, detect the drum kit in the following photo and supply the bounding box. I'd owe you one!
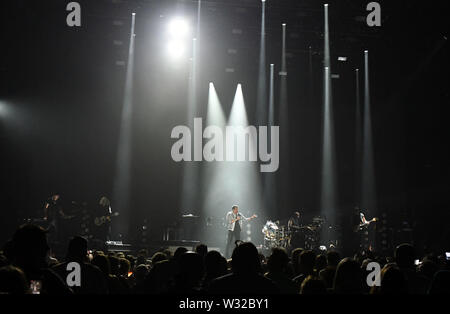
[262,221,288,248]
[262,216,325,250]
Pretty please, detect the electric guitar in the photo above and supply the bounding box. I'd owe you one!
[94,212,119,226]
[354,217,378,232]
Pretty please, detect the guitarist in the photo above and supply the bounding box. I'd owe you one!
[287,211,304,249]
[43,193,70,244]
[287,211,301,232]
[225,205,257,258]
[92,196,113,243]
[355,209,378,252]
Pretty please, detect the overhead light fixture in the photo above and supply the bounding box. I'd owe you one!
[168,18,189,38]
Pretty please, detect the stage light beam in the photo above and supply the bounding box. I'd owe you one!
[320,4,338,246]
[255,0,267,127]
[167,40,186,60]
[202,84,262,253]
[361,50,377,212]
[278,22,290,214]
[112,12,136,241]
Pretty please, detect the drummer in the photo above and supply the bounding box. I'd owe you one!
[262,220,279,239]
[287,211,301,231]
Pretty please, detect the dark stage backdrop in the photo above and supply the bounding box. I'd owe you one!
[1,0,449,254]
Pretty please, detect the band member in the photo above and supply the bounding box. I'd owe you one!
[355,208,378,252]
[288,211,307,249]
[92,196,113,243]
[43,193,67,243]
[287,211,301,231]
[225,205,256,258]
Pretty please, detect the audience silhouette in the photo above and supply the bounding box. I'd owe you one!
[0,223,449,295]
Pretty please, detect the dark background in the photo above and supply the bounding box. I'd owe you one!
[1,0,449,255]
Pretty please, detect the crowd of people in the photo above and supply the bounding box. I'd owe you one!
[0,223,449,294]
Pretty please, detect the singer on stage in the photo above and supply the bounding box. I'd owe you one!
[225,205,256,258]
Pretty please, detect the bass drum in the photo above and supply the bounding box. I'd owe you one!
[289,231,305,249]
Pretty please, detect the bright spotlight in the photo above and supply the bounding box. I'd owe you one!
[167,40,185,60]
[168,18,189,38]
[0,101,11,118]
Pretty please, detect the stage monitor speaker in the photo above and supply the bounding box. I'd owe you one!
[105,241,133,253]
